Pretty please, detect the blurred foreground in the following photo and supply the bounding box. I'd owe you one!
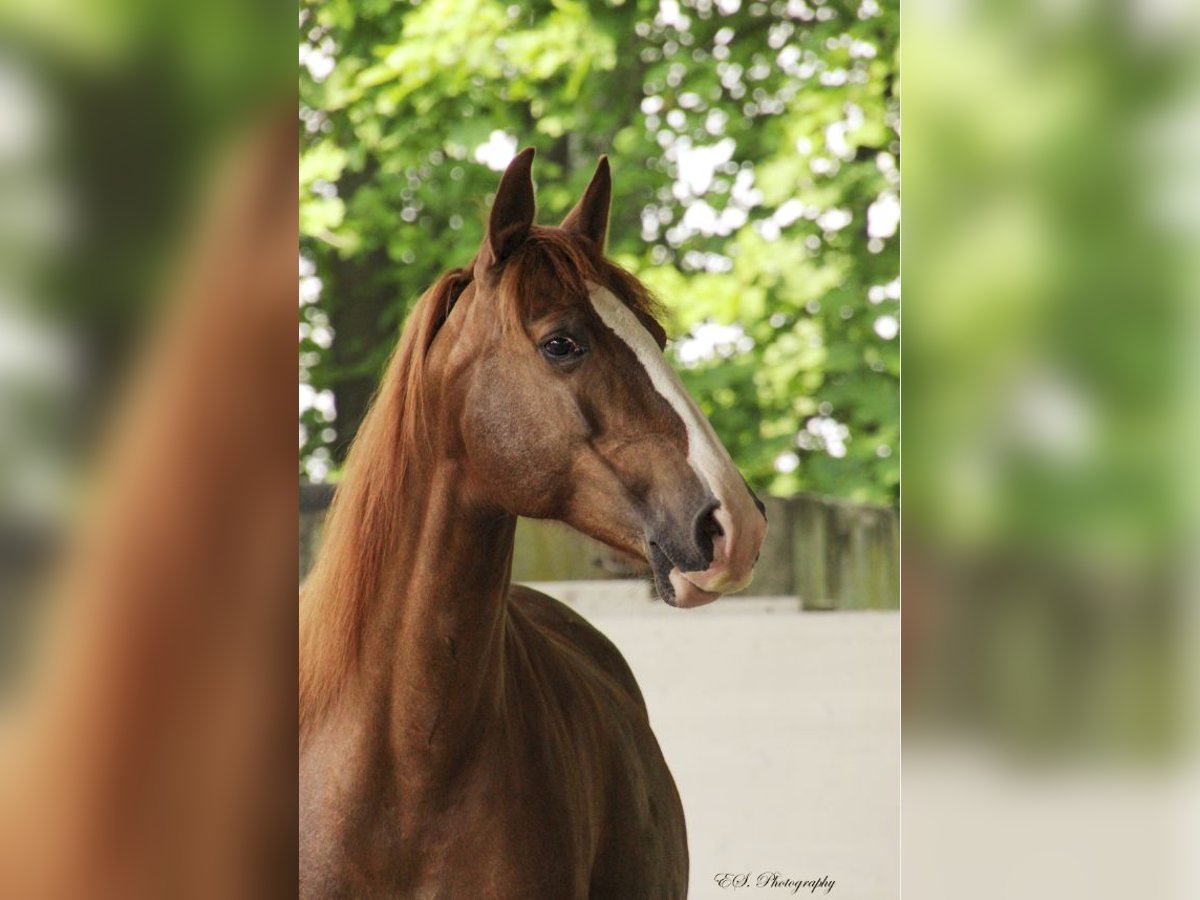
[0,4,294,897]
[904,0,1199,897]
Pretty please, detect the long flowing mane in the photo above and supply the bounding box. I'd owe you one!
[299,227,664,732]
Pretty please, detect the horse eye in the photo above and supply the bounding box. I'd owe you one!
[541,336,584,360]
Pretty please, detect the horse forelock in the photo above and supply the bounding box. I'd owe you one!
[497,227,668,348]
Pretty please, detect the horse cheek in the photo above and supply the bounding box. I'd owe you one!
[464,381,574,518]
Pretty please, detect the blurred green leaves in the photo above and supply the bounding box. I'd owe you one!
[902,0,1197,768]
[300,0,899,502]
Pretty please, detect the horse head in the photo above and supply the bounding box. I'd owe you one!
[424,148,767,607]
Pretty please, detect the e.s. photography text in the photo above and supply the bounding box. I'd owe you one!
[714,871,836,894]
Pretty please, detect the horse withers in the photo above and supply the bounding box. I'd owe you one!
[299,149,767,898]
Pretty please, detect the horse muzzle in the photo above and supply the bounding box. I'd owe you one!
[649,499,767,608]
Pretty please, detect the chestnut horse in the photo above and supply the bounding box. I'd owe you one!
[299,149,767,898]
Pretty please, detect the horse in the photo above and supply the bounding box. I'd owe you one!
[299,148,768,899]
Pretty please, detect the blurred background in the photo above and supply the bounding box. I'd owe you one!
[904,0,1199,898]
[299,0,900,503]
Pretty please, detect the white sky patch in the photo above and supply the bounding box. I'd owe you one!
[704,108,728,135]
[817,207,853,232]
[664,152,760,243]
[799,415,850,459]
[874,314,899,340]
[730,167,762,207]
[675,322,751,366]
[867,190,900,239]
[773,198,806,228]
[849,39,878,59]
[788,0,814,18]
[1005,370,1096,463]
[299,383,336,421]
[810,156,836,176]
[674,137,736,196]
[311,179,337,200]
[300,306,334,348]
[304,454,330,482]
[824,103,865,161]
[300,37,336,82]
[656,0,689,29]
[681,250,734,273]
[641,208,661,241]
[774,451,800,474]
[310,325,333,348]
[0,58,50,162]
[300,275,321,305]
[681,200,747,236]
[0,60,69,250]
[473,131,518,171]
[0,305,74,386]
[868,276,900,304]
[825,122,852,160]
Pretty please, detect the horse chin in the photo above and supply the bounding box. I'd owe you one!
[649,543,722,608]
[667,569,722,608]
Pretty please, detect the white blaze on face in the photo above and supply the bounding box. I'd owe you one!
[586,282,766,596]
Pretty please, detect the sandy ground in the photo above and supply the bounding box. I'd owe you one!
[527,582,900,900]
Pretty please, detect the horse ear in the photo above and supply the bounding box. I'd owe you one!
[478,147,536,273]
[561,156,611,251]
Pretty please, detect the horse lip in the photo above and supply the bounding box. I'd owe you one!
[648,541,679,605]
[649,540,723,607]
[668,569,723,608]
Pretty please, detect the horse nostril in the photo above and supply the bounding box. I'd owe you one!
[705,511,724,538]
[693,501,723,563]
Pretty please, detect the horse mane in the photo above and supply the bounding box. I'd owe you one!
[299,266,468,732]
[299,227,664,733]
[500,228,668,348]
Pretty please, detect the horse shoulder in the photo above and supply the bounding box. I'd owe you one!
[504,584,689,898]
[505,584,646,710]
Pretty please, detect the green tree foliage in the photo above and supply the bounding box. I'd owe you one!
[300,0,898,504]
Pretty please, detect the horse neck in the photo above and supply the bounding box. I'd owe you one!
[303,453,517,771]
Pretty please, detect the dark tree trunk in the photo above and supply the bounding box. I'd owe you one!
[324,244,394,465]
